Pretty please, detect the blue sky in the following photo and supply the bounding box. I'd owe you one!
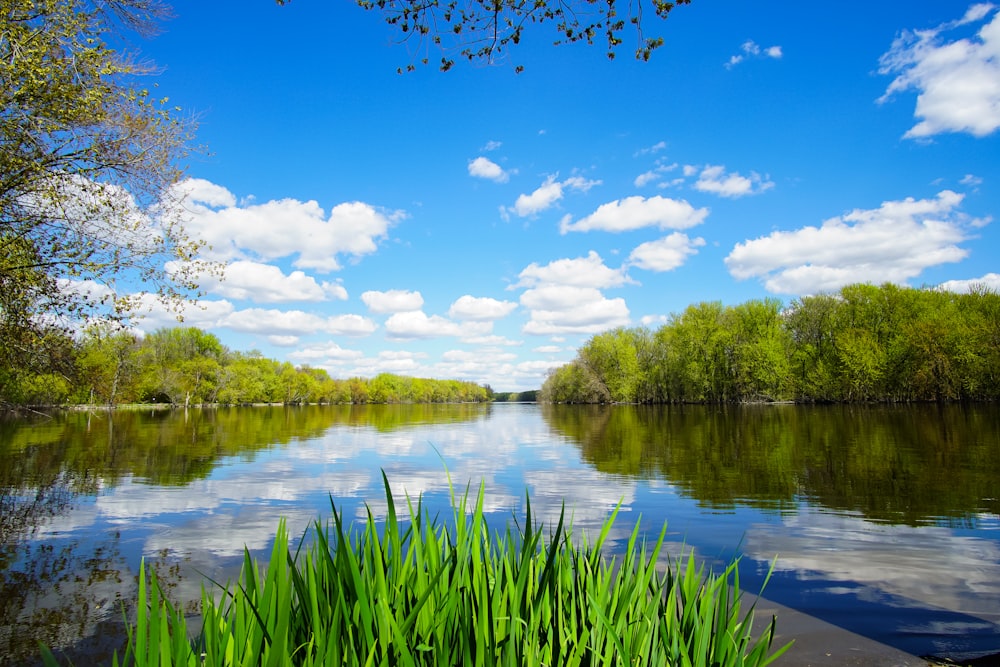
[127,0,999,392]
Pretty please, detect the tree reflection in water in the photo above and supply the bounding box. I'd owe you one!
[0,403,998,664]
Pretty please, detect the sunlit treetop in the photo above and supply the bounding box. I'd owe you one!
[276,0,692,72]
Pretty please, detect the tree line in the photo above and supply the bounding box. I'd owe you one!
[1,325,492,407]
[540,283,1000,404]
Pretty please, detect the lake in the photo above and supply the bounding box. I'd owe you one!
[1,403,998,665]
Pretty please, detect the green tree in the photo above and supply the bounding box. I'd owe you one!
[786,293,842,400]
[76,323,141,405]
[578,328,648,403]
[137,327,225,405]
[725,299,792,401]
[667,302,732,402]
[539,359,608,403]
[1,0,207,383]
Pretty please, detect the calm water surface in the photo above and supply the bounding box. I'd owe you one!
[1,403,998,665]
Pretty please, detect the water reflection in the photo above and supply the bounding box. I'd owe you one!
[1,404,998,665]
[543,403,1000,524]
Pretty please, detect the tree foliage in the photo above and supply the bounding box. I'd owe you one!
[1,325,493,406]
[1,0,206,377]
[540,284,1000,404]
[277,0,692,72]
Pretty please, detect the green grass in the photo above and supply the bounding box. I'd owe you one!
[47,472,791,666]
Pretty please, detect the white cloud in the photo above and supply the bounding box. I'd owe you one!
[693,165,774,198]
[521,287,630,336]
[725,40,783,68]
[441,349,518,363]
[633,162,679,188]
[634,141,667,156]
[634,171,660,187]
[560,195,708,234]
[223,309,378,337]
[879,4,1000,138]
[171,178,400,272]
[448,295,518,321]
[725,190,976,294]
[938,272,1000,293]
[347,350,429,375]
[462,334,523,347]
[468,156,510,183]
[268,335,300,346]
[129,294,236,332]
[361,289,424,313]
[181,260,348,303]
[640,314,669,326]
[513,251,631,289]
[512,253,632,336]
[482,140,503,151]
[287,342,365,362]
[512,176,563,216]
[628,233,706,272]
[507,175,601,218]
[961,173,984,188]
[384,311,490,340]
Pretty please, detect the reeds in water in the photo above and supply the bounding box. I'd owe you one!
[50,473,791,666]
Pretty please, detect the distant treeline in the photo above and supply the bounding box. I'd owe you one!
[540,283,1000,404]
[1,325,493,407]
[492,390,539,402]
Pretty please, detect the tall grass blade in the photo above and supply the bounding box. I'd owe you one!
[46,470,792,667]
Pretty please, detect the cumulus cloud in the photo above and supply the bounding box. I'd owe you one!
[938,272,1000,293]
[521,287,630,335]
[693,165,774,198]
[634,171,660,187]
[461,334,523,347]
[347,350,429,375]
[511,253,632,335]
[223,308,378,337]
[628,233,706,272]
[468,156,511,183]
[560,195,708,234]
[384,311,490,340]
[725,190,979,294]
[513,251,632,289]
[287,342,364,363]
[361,289,424,314]
[179,260,348,303]
[441,349,518,364]
[633,162,680,188]
[634,141,667,156]
[129,294,236,332]
[506,175,601,218]
[171,178,401,272]
[879,4,1000,138]
[448,295,518,321]
[267,335,300,346]
[725,39,783,68]
[961,173,984,188]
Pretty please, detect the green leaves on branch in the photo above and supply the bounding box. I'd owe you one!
[1,0,206,380]
[278,0,691,72]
